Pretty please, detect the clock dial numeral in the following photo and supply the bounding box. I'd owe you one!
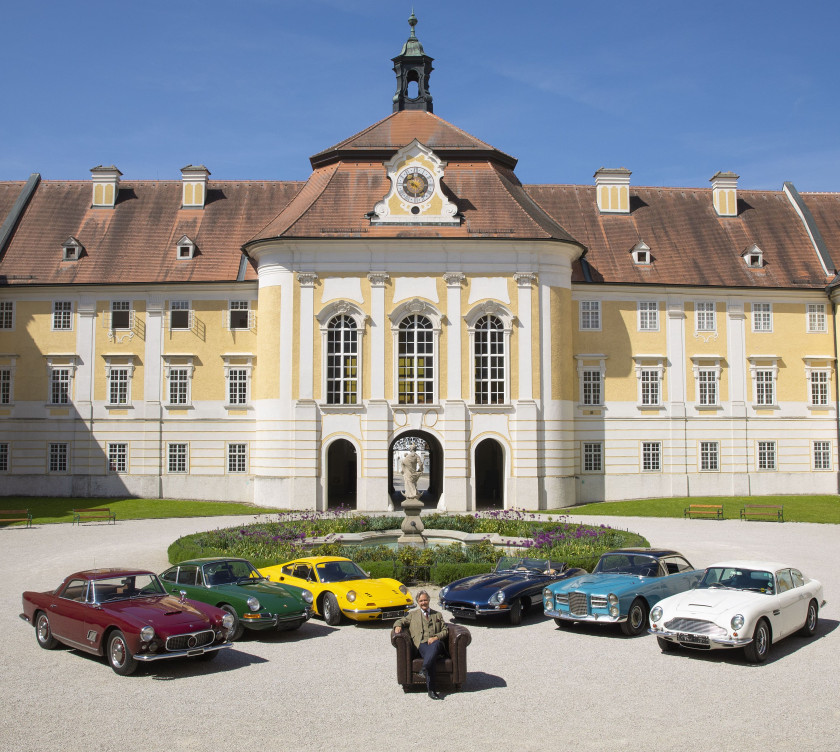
[397,166,434,204]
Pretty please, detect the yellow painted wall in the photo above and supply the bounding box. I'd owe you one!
[95,300,146,402]
[550,287,575,401]
[686,301,728,401]
[255,286,281,401]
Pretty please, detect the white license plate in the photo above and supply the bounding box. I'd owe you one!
[678,632,709,646]
[380,610,404,620]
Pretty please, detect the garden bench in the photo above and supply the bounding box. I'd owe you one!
[684,504,723,520]
[72,508,117,525]
[740,504,784,522]
[0,509,32,528]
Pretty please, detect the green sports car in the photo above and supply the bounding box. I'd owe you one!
[160,557,313,640]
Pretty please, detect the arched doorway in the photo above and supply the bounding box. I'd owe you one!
[389,431,443,508]
[474,438,504,510]
[327,439,357,509]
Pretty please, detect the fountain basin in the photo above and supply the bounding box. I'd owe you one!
[304,528,530,551]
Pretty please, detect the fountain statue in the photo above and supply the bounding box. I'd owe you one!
[397,444,425,546]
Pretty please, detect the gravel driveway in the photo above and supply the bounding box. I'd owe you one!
[1,514,837,752]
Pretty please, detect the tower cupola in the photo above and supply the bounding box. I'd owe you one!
[392,12,434,113]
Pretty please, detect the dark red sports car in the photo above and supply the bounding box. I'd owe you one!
[20,568,234,675]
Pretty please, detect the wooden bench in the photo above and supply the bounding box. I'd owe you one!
[0,509,33,528]
[72,508,116,525]
[740,504,784,522]
[684,504,724,520]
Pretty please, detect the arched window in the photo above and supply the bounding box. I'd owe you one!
[398,314,434,404]
[474,315,505,405]
[326,315,358,405]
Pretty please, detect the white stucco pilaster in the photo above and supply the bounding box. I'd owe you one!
[726,300,747,404]
[443,272,465,400]
[143,297,164,408]
[514,272,537,401]
[368,272,389,400]
[297,273,318,400]
[75,296,97,404]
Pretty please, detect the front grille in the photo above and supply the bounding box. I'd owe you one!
[555,593,569,606]
[664,618,727,638]
[165,630,215,651]
[569,592,588,616]
[590,595,607,609]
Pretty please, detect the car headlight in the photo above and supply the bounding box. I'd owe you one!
[440,586,449,599]
[221,613,235,631]
[488,589,506,606]
[731,614,744,630]
[346,590,356,602]
[650,606,663,623]
[608,593,618,606]
[399,585,409,595]
[301,589,314,604]
[140,625,155,642]
[543,589,553,609]
[247,596,260,612]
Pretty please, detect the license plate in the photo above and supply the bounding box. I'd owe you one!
[678,632,709,646]
[452,608,476,619]
[380,610,404,620]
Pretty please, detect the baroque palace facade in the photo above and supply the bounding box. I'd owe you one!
[2,18,840,511]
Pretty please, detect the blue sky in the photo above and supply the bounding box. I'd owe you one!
[2,0,838,190]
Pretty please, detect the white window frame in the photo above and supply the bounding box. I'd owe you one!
[0,442,8,472]
[103,356,135,407]
[52,301,74,331]
[751,302,772,333]
[109,300,133,331]
[806,303,826,333]
[228,300,254,331]
[388,299,441,407]
[62,237,83,260]
[465,302,513,406]
[175,235,196,260]
[742,243,763,268]
[579,300,601,331]
[317,302,366,408]
[169,300,192,331]
[0,301,14,330]
[633,356,664,408]
[757,440,776,471]
[637,301,659,332]
[167,442,189,474]
[45,356,77,406]
[582,442,603,473]
[222,355,253,408]
[748,356,779,408]
[107,442,128,473]
[805,364,831,407]
[695,301,716,332]
[48,442,69,473]
[227,442,248,474]
[630,241,651,266]
[641,441,661,472]
[576,355,606,407]
[162,356,195,408]
[813,441,832,471]
[0,363,14,406]
[690,356,722,408]
[699,441,719,472]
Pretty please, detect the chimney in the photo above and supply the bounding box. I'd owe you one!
[181,165,210,208]
[90,165,122,208]
[595,167,631,213]
[711,171,739,217]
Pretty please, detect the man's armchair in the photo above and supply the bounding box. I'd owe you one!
[391,622,472,692]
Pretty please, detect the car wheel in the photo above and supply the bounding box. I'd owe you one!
[35,612,59,650]
[221,605,244,641]
[107,630,138,676]
[620,598,649,636]
[744,618,771,663]
[322,592,341,626]
[657,636,677,653]
[799,600,819,637]
[509,599,523,626]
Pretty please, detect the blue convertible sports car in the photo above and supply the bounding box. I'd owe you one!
[439,556,587,625]
[543,548,701,636]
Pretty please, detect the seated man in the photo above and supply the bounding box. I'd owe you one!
[393,590,448,700]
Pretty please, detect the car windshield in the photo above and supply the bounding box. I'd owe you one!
[495,557,556,574]
[316,560,368,583]
[203,560,263,586]
[697,567,774,594]
[593,553,660,577]
[91,574,165,603]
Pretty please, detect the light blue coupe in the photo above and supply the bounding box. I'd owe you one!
[543,548,702,636]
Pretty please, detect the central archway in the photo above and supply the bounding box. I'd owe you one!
[474,438,504,510]
[389,431,443,508]
[327,439,357,509]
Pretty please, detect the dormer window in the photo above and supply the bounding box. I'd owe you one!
[176,236,196,260]
[631,240,651,265]
[742,243,763,268]
[62,237,84,261]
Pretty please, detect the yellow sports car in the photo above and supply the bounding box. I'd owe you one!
[259,556,414,625]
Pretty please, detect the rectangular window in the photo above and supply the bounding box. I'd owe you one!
[229,301,250,330]
[813,441,831,470]
[697,369,718,406]
[170,301,190,330]
[108,443,127,473]
[582,369,602,406]
[638,301,659,331]
[111,301,131,330]
[50,368,71,405]
[0,301,13,329]
[0,443,8,472]
[579,300,601,330]
[168,443,188,473]
[807,303,826,332]
[810,371,829,406]
[168,368,189,405]
[583,442,603,472]
[700,441,719,471]
[108,368,129,405]
[754,370,775,406]
[640,369,660,406]
[696,301,715,331]
[228,369,248,405]
[0,368,11,405]
[642,441,661,471]
[52,301,73,330]
[49,443,68,472]
[227,443,247,473]
[758,441,776,470]
[752,303,772,332]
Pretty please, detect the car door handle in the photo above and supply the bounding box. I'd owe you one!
[49,604,57,609]
[773,609,781,615]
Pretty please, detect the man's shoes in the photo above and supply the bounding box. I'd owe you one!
[428,690,443,700]
[417,668,427,682]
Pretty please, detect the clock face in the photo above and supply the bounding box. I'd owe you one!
[396,166,434,203]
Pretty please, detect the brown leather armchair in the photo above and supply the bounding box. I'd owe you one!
[391,622,472,692]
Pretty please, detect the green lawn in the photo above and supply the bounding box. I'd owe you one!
[565,495,840,524]
[0,497,286,526]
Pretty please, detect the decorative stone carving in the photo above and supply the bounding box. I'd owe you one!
[297,272,319,287]
[514,272,538,287]
[367,272,390,287]
[443,272,466,287]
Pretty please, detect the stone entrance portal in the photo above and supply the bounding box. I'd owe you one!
[327,439,357,509]
[474,438,504,509]
[389,431,442,508]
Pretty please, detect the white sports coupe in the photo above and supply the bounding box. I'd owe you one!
[648,560,825,663]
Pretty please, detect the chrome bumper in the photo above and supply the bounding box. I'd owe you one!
[544,608,625,624]
[134,641,233,662]
[440,601,509,617]
[243,607,312,628]
[649,628,752,648]
[341,604,414,619]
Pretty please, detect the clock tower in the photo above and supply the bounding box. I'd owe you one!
[392,11,434,113]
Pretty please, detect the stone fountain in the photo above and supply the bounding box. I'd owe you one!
[397,444,426,546]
